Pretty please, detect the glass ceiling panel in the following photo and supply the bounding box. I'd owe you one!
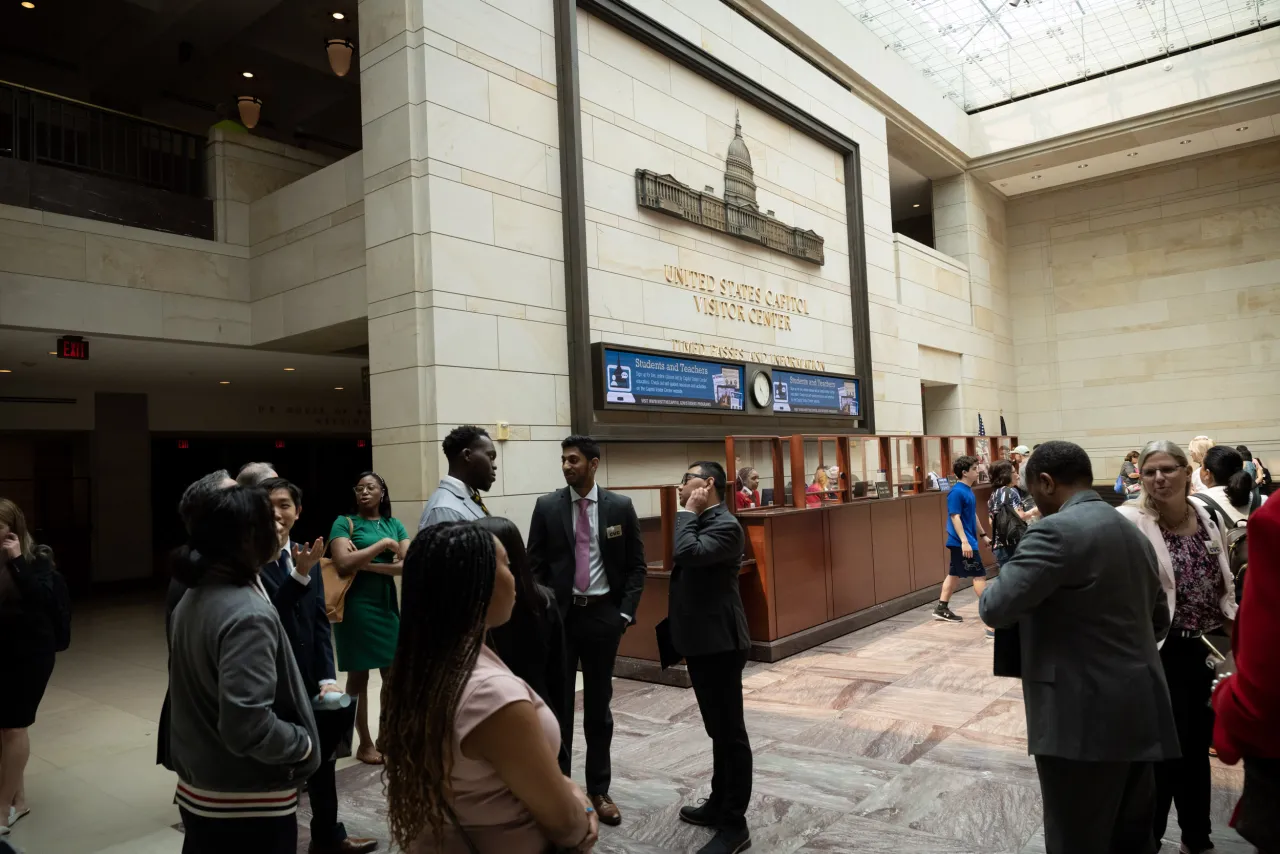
[840,0,1271,111]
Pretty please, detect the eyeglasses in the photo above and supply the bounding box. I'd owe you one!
[681,472,705,485]
[1140,465,1184,479]
[353,484,380,494]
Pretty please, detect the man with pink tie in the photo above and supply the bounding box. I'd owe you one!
[527,435,647,828]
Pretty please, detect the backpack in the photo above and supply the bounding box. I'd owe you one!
[1192,493,1258,603]
[993,487,1028,552]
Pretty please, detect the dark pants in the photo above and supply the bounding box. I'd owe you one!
[686,649,751,830]
[179,807,297,854]
[563,598,624,796]
[308,758,347,847]
[1154,635,1214,852]
[1035,756,1156,854]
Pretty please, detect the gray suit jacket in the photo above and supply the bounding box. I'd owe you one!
[979,490,1180,762]
[418,477,487,531]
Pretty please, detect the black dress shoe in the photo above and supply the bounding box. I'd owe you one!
[696,826,751,854]
[679,799,723,827]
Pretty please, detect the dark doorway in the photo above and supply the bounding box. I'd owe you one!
[151,435,373,578]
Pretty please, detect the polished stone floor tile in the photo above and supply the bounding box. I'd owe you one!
[853,765,1043,852]
[746,670,891,710]
[892,663,1014,700]
[625,788,846,854]
[610,682,702,722]
[962,697,1029,741]
[854,685,994,728]
[742,698,842,740]
[914,729,1039,786]
[795,813,981,853]
[752,741,901,811]
[787,709,952,765]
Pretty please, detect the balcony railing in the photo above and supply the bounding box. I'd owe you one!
[0,81,204,198]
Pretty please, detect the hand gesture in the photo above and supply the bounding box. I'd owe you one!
[685,484,713,515]
[1,533,21,562]
[291,537,325,576]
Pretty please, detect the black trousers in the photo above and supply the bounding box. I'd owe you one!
[1035,756,1156,854]
[179,807,297,854]
[1153,635,1215,852]
[686,649,751,829]
[308,758,346,846]
[563,598,624,796]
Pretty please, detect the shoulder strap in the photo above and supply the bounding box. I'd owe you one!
[1191,493,1232,533]
[442,800,481,854]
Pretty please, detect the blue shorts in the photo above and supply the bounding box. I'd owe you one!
[948,545,985,578]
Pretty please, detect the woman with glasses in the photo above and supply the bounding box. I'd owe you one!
[1118,441,1237,854]
[329,471,411,765]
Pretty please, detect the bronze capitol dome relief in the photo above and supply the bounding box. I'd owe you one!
[634,111,825,266]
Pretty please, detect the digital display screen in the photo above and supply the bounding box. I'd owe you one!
[772,369,860,416]
[602,348,744,411]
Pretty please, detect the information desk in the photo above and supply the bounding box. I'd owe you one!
[614,484,998,682]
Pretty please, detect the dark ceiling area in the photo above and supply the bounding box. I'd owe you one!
[0,0,362,158]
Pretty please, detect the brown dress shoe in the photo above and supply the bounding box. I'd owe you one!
[591,794,622,826]
[308,838,379,854]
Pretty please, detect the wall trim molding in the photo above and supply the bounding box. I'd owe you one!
[556,0,877,439]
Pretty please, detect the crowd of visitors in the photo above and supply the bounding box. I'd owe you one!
[2,427,1276,854]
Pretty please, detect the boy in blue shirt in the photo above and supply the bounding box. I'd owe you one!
[935,455,992,624]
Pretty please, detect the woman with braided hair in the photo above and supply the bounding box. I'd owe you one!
[381,521,598,854]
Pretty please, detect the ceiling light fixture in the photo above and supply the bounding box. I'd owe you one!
[219,380,230,385]
[47,351,57,355]
[1077,164,1088,169]
[1030,174,1042,180]
[1127,152,1139,157]
[331,11,345,19]
[20,2,34,8]
[1237,126,1250,131]
[237,95,262,129]
[912,203,920,208]
[283,367,296,372]
[326,38,355,77]
[334,386,345,390]
[242,71,254,78]
[1180,139,1192,145]
[0,369,11,373]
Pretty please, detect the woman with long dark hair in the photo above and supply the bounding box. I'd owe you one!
[474,516,571,758]
[167,484,319,854]
[1196,446,1266,527]
[328,471,411,765]
[382,522,597,854]
[0,499,59,836]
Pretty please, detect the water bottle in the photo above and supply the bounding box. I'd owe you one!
[312,691,352,711]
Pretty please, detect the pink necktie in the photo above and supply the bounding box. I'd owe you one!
[574,498,591,592]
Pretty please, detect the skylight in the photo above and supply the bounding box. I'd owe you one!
[840,0,1271,111]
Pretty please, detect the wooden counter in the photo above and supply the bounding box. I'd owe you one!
[614,485,998,682]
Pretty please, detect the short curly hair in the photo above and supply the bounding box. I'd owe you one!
[441,425,490,463]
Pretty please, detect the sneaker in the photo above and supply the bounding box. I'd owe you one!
[679,799,723,827]
[696,825,751,854]
[984,629,995,639]
[933,604,963,623]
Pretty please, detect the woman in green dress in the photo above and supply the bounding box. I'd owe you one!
[329,471,411,764]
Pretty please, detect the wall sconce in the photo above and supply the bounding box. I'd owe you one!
[326,39,355,77]
[237,96,262,129]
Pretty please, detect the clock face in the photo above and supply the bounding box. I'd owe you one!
[752,371,772,407]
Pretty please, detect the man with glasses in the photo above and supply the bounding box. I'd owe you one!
[669,462,752,854]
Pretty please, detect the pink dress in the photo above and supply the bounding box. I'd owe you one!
[411,645,562,854]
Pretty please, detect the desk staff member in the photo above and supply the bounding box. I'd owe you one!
[527,435,646,827]
[419,425,497,530]
[670,461,751,854]
[259,478,377,854]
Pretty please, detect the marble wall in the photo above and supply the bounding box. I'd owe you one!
[0,202,251,345]
[1008,140,1280,476]
[249,153,368,345]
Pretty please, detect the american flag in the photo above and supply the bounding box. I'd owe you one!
[978,414,986,436]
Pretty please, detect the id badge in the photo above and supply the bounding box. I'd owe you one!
[1205,539,1222,556]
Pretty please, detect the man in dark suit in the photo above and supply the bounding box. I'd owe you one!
[979,442,1179,854]
[527,435,646,827]
[259,478,377,854]
[669,461,751,854]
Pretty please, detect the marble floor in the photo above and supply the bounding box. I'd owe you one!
[10,590,1253,853]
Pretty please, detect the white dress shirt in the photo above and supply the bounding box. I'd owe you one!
[571,485,610,597]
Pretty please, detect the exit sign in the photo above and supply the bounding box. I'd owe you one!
[57,336,89,360]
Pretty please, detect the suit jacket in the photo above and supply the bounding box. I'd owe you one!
[527,486,646,621]
[668,503,748,658]
[979,490,1180,762]
[259,549,336,695]
[418,477,488,531]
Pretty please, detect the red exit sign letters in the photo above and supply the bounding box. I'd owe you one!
[57,336,89,360]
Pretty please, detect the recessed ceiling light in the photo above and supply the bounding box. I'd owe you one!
[912,203,920,208]
[283,367,296,372]
[219,380,231,385]
[48,351,57,355]
[1180,139,1192,145]
[332,11,345,19]
[334,386,345,390]
[242,71,254,78]
[1030,174,1042,180]
[1237,126,1250,132]
[1077,164,1088,169]
[0,369,11,373]
[1127,152,1140,157]
[20,2,34,8]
